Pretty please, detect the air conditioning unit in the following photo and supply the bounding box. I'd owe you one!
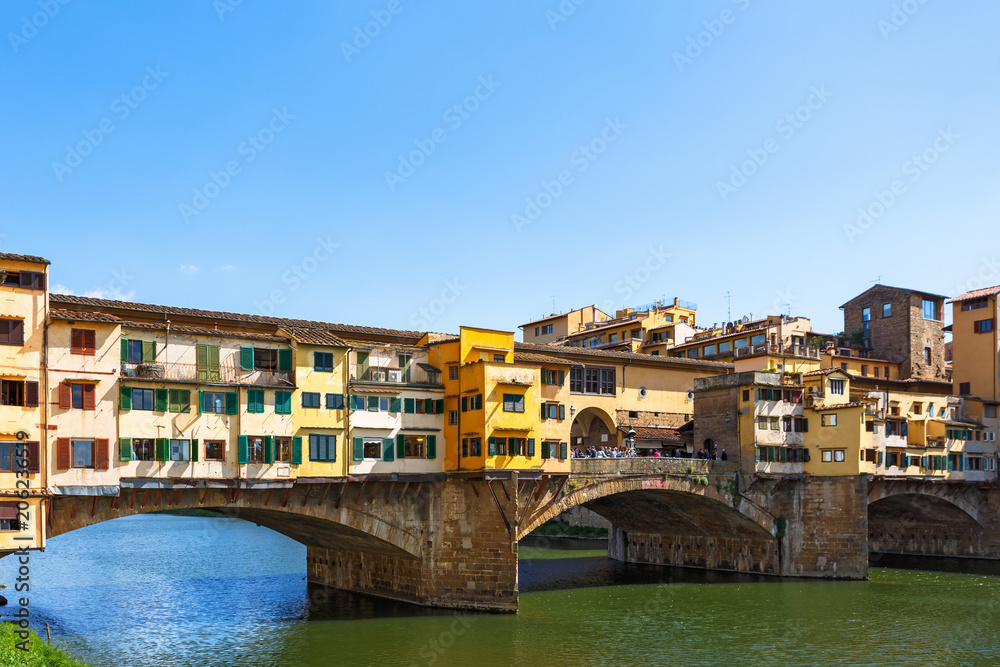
[370,370,385,381]
[387,369,402,383]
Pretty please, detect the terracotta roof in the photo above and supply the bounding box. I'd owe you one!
[120,320,289,342]
[280,327,350,348]
[948,285,1000,303]
[520,305,607,328]
[0,252,49,265]
[49,293,424,340]
[417,363,440,373]
[840,284,947,309]
[811,402,866,411]
[513,342,733,369]
[803,368,849,377]
[513,350,583,366]
[50,308,123,324]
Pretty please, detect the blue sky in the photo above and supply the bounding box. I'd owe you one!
[2,1,998,337]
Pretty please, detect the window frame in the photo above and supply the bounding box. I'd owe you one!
[204,440,226,462]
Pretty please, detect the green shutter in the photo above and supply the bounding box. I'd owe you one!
[180,390,191,414]
[199,390,205,414]
[527,438,535,457]
[558,370,565,385]
[560,442,567,460]
[238,436,248,464]
[263,435,274,464]
[119,386,132,411]
[383,438,395,462]
[404,398,415,414]
[424,398,433,414]
[291,436,302,465]
[225,392,238,415]
[558,404,565,420]
[397,434,405,459]
[278,348,293,372]
[119,437,132,462]
[368,396,379,412]
[540,371,547,385]
[435,399,444,414]
[142,340,156,363]
[877,451,883,466]
[427,435,436,459]
[155,388,168,412]
[542,442,551,459]
[541,404,547,420]
[155,438,168,462]
[353,437,364,461]
[257,390,266,413]
[349,394,356,411]
[488,436,496,456]
[240,346,254,371]
[191,439,199,462]
[390,397,401,413]
[120,338,128,362]
[196,344,208,370]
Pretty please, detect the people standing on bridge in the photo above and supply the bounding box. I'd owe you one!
[721,450,728,461]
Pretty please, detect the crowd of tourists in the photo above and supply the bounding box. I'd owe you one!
[571,446,729,460]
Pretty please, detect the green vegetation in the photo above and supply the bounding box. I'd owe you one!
[530,520,608,539]
[518,545,608,560]
[155,508,224,518]
[0,623,88,667]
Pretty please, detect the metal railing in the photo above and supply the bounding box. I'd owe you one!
[572,458,738,475]
[352,366,441,386]
[120,361,294,387]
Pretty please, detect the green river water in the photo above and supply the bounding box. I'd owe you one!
[0,515,997,666]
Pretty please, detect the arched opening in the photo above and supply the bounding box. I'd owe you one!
[570,406,616,454]
[868,493,983,560]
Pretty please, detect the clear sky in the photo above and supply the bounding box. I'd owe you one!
[2,1,998,337]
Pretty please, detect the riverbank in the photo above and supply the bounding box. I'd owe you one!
[529,520,608,539]
[0,623,88,667]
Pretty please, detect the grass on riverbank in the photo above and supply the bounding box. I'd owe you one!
[529,520,608,539]
[0,623,88,667]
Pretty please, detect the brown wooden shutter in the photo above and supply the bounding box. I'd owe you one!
[11,320,23,346]
[95,439,110,470]
[26,442,39,474]
[56,438,71,469]
[59,382,72,409]
[84,329,96,354]
[71,328,82,353]
[24,381,38,408]
[82,384,96,410]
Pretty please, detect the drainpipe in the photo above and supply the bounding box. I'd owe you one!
[41,280,50,539]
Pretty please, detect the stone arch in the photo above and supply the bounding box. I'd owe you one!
[44,485,424,559]
[867,482,981,525]
[570,406,616,453]
[518,474,776,542]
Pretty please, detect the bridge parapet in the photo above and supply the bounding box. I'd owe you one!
[571,458,738,476]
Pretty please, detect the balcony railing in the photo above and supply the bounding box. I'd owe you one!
[731,343,821,359]
[352,366,441,386]
[120,361,294,387]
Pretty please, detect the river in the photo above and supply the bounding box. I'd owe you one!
[1,514,998,666]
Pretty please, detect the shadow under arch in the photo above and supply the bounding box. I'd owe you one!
[570,405,617,451]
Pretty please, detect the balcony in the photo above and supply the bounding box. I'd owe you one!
[731,343,821,360]
[351,365,442,387]
[120,361,294,387]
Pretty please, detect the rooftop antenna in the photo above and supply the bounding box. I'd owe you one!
[550,296,557,313]
[871,276,882,285]
[722,291,737,322]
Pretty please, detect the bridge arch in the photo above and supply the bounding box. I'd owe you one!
[868,482,982,526]
[570,406,617,452]
[45,485,425,559]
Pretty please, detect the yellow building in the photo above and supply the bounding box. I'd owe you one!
[557,299,698,351]
[950,286,1000,401]
[521,305,609,345]
[0,253,48,552]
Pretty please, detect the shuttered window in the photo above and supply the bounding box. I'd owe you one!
[502,393,525,413]
[168,389,191,414]
[302,392,321,409]
[70,328,97,355]
[247,389,265,414]
[0,319,24,346]
[314,352,334,372]
[326,393,345,410]
[309,434,337,462]
[275,391,292,414]
[196,344,221,381]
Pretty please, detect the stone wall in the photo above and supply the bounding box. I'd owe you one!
[692,387,739,461]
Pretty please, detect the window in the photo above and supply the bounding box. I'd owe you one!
[70,328,96,355]
[502,393,525,413]
[122,339,156,363]
[132,438,154,461]
[0,502,22,532]
[534,327,540,336]
[688,348,700,358]
[73,439,94,468]
[829,379,845,395]
[884,366,890,379]
[326,393,345,410]
[924,347,931,364]
[822,450,833,462]
[449,365,459,380]
[962,298,990,311]
[309,434,337,462]
[169,439,190,462]
[202,392,226,413]
[248,436,265,464]
[204,440,225,461]
[608,334,617,344]
[542,324,553,335]
[247,389,265,413]
[462,394,483,411]
[314,352,334,372]
[570,368,583,392]
[196,344,221,381]
[719,341,731,354]
[380,397,389,412]
[275,437,292,463]
[63,383,97,410]
[959,382,971,396]
[0,442,29,472]
[757,416,779,430]
[873,367,880,378]
[415,399,424,414]
[862,307,870,322]
[974,318,996,334]
[833,450,845,462]
[403,435,425,458]
[0,319,25,346]
[449,410,458,425]
[168,389,191,414]
[912,403,922,415]
[734,338,747,350]
[882,303,891,318]
[302,392,321,409]
[986,405,998,419]
[750,334,766,346]
[398,354,412,382]
[704,344,716,356]
[363,439,382,459]
[631,329,642,340]
[922,299,939,320]
[463,437,482,457]
[254,348,277,371]
[861,365,868,377]
[841,363,848,371]
[129,388,154,411]
[0,380,28,407]
[275,391,292,415]
[822,414,838,427]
